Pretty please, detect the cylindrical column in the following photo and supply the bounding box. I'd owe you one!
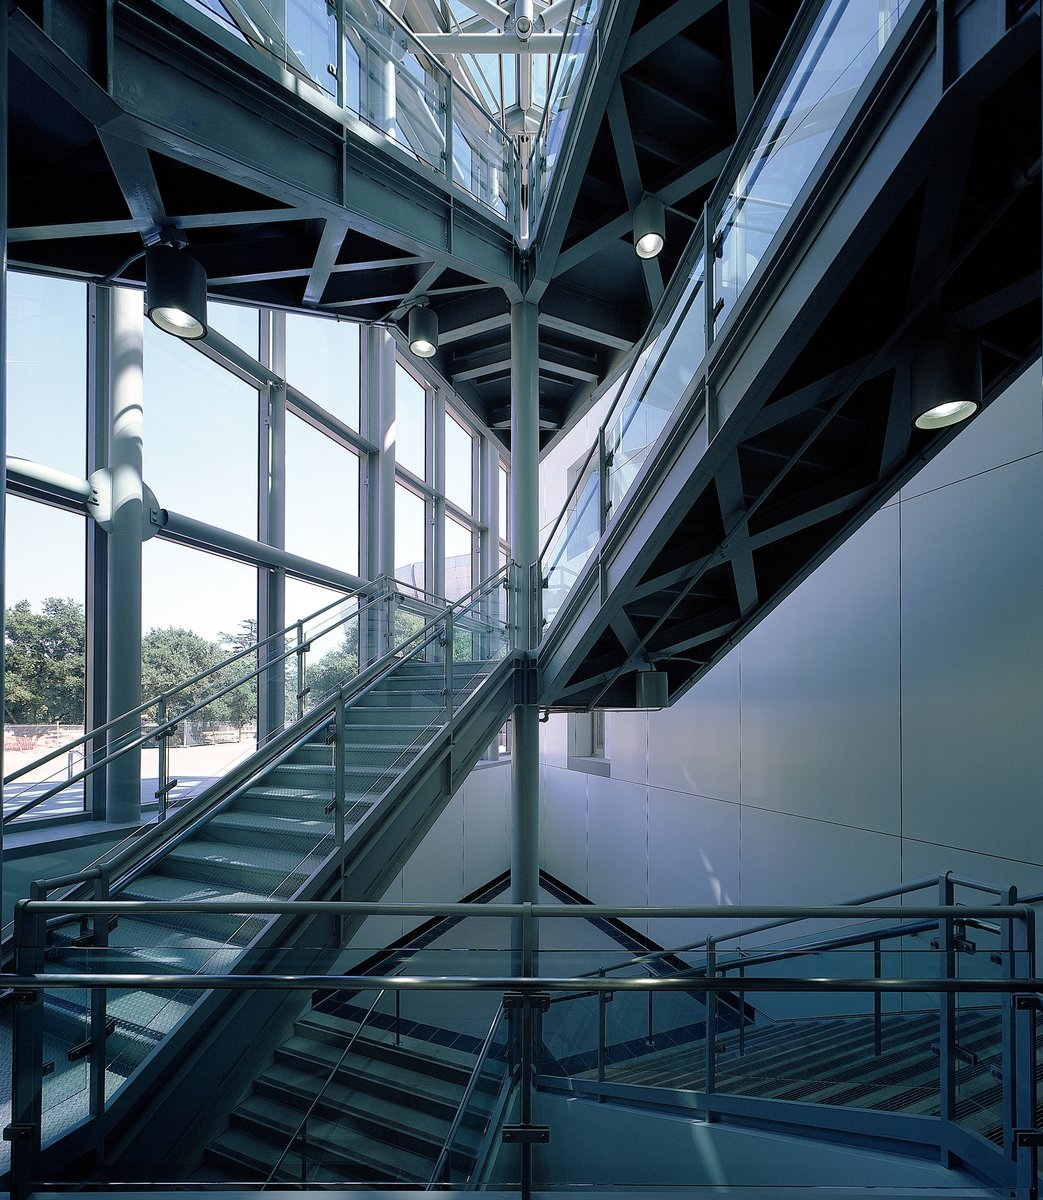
[258,309,286,741]
[366,327,396,662]
[510,301,540,914]
[0,2,8,900]
[105,287,145,823]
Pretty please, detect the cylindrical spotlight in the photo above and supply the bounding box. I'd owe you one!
[408,304,438,358]
[910,335,982,430]
[145,244,208,339]
[633,195,665,259]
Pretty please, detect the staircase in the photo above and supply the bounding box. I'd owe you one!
[1,573,515,1182]
[202,999,499,1184]
[601,1008,1043,1145]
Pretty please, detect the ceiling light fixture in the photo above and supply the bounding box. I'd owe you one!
[634,195,665,259]
[145,244,208,340]
[408,303,438,358]
[910,334,982,430]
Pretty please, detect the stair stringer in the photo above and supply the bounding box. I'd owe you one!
[27,655,517,1184]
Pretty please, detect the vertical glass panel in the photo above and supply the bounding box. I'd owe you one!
[395,483,426,589]
[285,577,362,710]
[6,271,86,475]
[207,300,259,357]
[498,463,508,542]
[284,416,360,574]
[3,499,87,821]
[712,0,906,330]
[396,364,426,479]
[142,541,258,806]
[445,515,472,601]
[284,0,337,95]
[144,321,259,540]
[444,412,473,512]
[285,314,360,429]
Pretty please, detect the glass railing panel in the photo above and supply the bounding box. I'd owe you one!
[605,257,706,516]
[530,0,600,230]
[452,91,511,218]
[343,2,448,171]
[284,0,338,96]
[542,457,600,626]
[712,0,908,331]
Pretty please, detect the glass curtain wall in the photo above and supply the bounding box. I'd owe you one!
[2,272,507,826]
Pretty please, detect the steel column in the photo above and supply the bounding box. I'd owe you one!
[105,287,144,824]
[367,327,396,663]
[258,308,287,741]
[86,287,111,819]
[0,0,7,894]
[510,301,540,934]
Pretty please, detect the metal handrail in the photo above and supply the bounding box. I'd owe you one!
[3,563,510,828]
[1,583,398,825]
[264,987,390,1187]
[596,872,1031,982]
[537,0,929,593]
[428,1002,507,1186]
[5,565,514,920]
[3,576,392,791]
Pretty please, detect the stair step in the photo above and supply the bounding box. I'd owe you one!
[253,1064,478,1158]
[232,786,335,819]
[117,875,272,944]
[274,1037,472,1113]
[207,809,331,851]
[159,839,320,893]
[299,1009,478,1079]
[230,1093,435,1182]
[204,1126,347,1184]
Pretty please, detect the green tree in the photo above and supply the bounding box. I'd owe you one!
[4,596,86,723]
[216,619,259,736]
[141,626,222,721]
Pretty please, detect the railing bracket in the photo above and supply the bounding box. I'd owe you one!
[502,1124,550,1144]
[3,1124,35,1143]
[1015,993,1043,1011]
[68,1018,116,1062]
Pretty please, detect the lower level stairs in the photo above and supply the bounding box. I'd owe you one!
[599,1007,1043,1144]
[201,999,496,1184]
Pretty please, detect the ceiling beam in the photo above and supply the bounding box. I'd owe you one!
[418,32,563,53]
[303,217,351,306]
[727,0,755,129]
[620,0,721,71]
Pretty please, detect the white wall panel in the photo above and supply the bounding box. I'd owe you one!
[740,505,901,833]
[646,788,739,948]
[901,454,1043,863]
[462,764,510,891]
[646,654,740,802]
[542,764,588,890]
[607,710,647,784]
[586,775,648,923]
[401,791,464,903]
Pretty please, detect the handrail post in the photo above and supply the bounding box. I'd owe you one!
[89,869,110,1127]
[334,694,346,850]
[154,696,176,821]
[444,608,455,719]
[598,424,609,535]
[1010,900,1038,1196]
[597,988,610,1094]
[738,962,746,1057]
[444,72,454,192]
[8,902,46,1200]
[296,621,309,720]
[938,874,957,1156]
[873,938,883,1056]
[704,937,718,1117]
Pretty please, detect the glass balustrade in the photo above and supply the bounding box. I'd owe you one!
[539,0,915,632]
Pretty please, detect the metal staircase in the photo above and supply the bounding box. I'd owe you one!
[202,998,504,1184]
[1,568,515,1184]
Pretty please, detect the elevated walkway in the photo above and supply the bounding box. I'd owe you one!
[537,0,1040,708]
